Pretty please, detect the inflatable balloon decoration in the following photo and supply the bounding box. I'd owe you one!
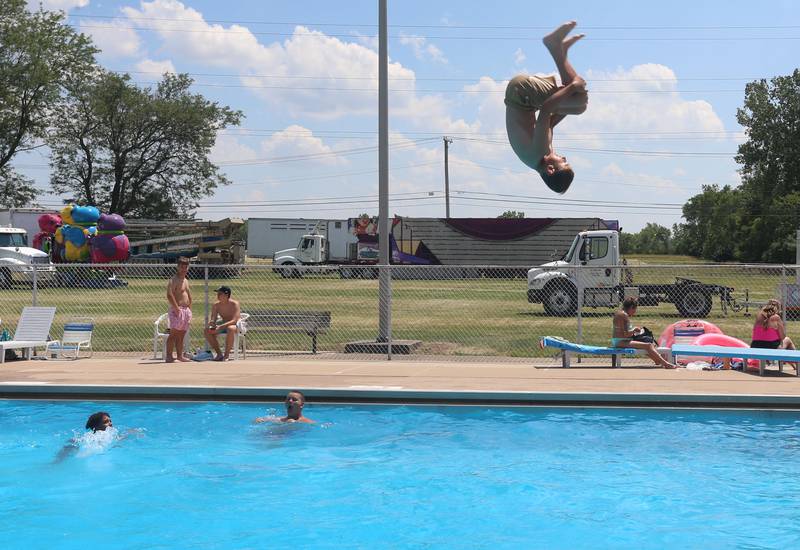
[33,213,62,254]
[39,205,128,264]
[91,213,130,263]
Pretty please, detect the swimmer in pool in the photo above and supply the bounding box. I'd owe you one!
[54,411,115,462]
[254,391,315,424]
[505,21,589,194]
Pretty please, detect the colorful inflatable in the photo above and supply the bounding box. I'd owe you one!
[38,213,62,234]
[55,224,96,262]
[658,319,723,349]
[688,332,752,367]
[60,204,99,226]
[91,213,130,263]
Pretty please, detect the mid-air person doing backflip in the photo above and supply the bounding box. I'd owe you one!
[505,21,588,194]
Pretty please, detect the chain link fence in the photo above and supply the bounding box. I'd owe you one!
[0,262,797,364]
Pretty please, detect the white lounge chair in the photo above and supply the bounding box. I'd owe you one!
[0,306,56,363]
[45,318,94,360]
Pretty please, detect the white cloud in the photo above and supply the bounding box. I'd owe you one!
[210,134,257,164]
[79,18,141,58]
[572,64,725,135]
[135,58,176,75]
[27,0,89,12]
[260,125,347,167]
[399,34,447,64]
[514,48,526,66]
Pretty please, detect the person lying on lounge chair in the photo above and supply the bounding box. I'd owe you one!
[612,297,678,369]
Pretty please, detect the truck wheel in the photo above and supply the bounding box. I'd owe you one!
[676,286,712,317]
[0,269,10,289]
[542,280,578,316]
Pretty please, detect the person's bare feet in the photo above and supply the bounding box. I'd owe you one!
[165,357,176,363]
[543,21,577,56]
[663,362,679,369]
[178,355,192,362]
[562,33,585,53]
[213,354,224,362]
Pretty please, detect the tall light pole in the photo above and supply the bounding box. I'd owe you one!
[443,136,453,218]
[377,0,391,344]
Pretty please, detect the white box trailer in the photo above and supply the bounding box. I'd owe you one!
[247,218,354,259]
[0,208,52,244]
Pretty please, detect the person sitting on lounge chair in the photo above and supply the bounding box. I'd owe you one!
[612,297,678,369]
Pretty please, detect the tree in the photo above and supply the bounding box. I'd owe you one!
[620,223,672,255]
[0,0,97,203]
[498,210,525,218]
[0,167,37,208]
[672,185,742,261]
[48,71,243,218]
[735,70,800,262]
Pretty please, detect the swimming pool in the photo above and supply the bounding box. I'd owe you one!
[2,401,799,549]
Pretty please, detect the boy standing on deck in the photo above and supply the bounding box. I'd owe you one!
[505,21,589,194]
[166,257,192,363]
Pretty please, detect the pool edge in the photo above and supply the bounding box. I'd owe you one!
[2,384,800,409]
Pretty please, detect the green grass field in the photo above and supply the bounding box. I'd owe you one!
[0,258,794,358]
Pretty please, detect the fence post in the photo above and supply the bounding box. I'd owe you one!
[576,264,583,350]
[204,265,210,351]
[32,265,38,306]
[781,264,787,323]
[386,265,393,360]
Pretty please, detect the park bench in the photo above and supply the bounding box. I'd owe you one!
[671,344,800,377]
[245,309,331,354]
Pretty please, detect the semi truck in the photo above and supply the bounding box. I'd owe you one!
[526,229,741,317]
[272,216,613,278]
[0,226,56,288]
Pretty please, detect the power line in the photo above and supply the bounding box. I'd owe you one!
[71,15,800,31]
[73,23,800,41]
[118,69,772,83]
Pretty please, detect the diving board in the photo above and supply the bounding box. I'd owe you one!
[671,344,800,377]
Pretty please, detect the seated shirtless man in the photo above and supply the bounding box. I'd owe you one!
[613,297,678,369]
[505,21,589,194]
[204,285,241,361]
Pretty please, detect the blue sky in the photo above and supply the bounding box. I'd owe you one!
[21,0,800,231]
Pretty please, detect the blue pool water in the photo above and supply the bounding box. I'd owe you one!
[2,401,800,549]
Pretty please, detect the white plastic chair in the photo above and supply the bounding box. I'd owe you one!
[153,313,192,360]
[234,312,249,360]
[46,318,94,360]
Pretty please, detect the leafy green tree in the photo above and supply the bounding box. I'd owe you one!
[0,0,97,205]
[672,185,742,261]
[48,71,243,218]
[735,70,800,262]
[498,210,525,218]
[620,223,672,255]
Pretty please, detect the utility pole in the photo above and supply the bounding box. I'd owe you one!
[443,136,453,218]
[377,0,391,344]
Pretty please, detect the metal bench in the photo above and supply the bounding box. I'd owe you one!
[672,344,800,376]
[246,309,331,354]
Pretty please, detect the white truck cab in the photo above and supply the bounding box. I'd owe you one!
[0,226,55,287]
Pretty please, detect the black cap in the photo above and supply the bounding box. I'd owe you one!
[215,285,232,296]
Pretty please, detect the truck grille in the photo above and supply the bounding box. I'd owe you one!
[32,256,51,265]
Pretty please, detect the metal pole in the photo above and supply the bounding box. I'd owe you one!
[443,136,453,218]
[32,266,38,307]
[796,230,800,284]
[204,265,210,351]
[576,265,583,354]
[377,0,392,346]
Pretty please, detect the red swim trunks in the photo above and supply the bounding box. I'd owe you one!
[168,306,192,332]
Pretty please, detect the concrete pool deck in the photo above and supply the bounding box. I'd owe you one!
[2,354,800,408]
